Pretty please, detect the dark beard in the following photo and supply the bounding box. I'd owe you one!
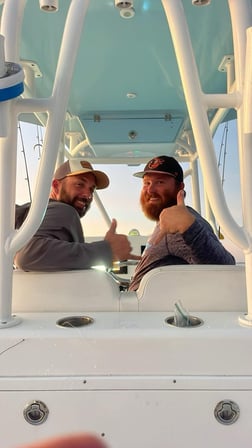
[74,201,91,218]
[60,198,91,217]
[59,189,91,218]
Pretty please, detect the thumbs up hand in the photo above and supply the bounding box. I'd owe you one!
[105,218,118,238]
[105,219,141,262]
[153,190,195,244]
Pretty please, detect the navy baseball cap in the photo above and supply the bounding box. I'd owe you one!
[134,155,183,182]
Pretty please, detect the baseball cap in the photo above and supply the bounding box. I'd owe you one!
[133,155,183,182]
[53,160,109,189]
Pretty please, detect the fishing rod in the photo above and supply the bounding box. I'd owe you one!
[217,122,228,239]
[18,122,32,203]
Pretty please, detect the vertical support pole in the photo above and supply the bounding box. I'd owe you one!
[162,0,252,324]
[239,252,252,325]
[0,35,6,77]
[0,0,90,327]
[0,109,21,327]
[228,2,252,325]
[190,158,201,214]
[161,0,247,248]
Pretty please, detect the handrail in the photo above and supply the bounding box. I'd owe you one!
[161,0,248,250]
[162,0,252,324]
[0,0,90,326]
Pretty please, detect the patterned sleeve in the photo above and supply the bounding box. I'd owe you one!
[182,218,235,265]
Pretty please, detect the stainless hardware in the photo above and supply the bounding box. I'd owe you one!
[23,400,49,425]
[165,315,203,327]
[214,400,240,425]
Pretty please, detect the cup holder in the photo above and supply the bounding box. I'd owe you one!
[56,315,94,328]
[165,315,203,328]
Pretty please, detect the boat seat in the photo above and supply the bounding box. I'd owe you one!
[12,265,247,313]
[137,264,246,311]
[12,269,121,312]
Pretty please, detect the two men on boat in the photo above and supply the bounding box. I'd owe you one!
[129,156,235,291]
[15,160,139,271]
[14,156,235,288]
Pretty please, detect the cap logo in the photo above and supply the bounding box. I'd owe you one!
[80,161,92,170]
[147,157,165,170]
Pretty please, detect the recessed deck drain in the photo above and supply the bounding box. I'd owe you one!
[56,315,94,328]
[165,315,203,327]
[23,400,49,425]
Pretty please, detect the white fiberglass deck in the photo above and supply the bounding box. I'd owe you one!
[0,308,251,448]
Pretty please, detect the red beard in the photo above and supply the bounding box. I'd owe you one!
[140,192,177,221]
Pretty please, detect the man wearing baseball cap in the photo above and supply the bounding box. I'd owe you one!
[129,155,235,291]
[15,159,139,271]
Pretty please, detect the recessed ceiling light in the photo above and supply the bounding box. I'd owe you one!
[120,8,135,19]
[192,0,211,5]
[127,92,137,98]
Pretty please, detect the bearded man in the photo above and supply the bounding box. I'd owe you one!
[129,155,235,291]
[15,160,139,271]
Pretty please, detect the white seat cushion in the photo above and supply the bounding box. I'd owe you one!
[137,264,246,311]
[12,269,120,312]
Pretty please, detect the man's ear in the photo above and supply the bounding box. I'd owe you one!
[50,179,60,198]
[176,182,185,203]
[182,182,187,198]
[181,182,186,198]
[52,179,59,190]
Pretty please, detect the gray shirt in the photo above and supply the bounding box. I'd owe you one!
[15,200,112,271]
[129,207,235,291]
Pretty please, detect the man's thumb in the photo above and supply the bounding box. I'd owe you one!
[177,189,185,206]
[108,218,117,235]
